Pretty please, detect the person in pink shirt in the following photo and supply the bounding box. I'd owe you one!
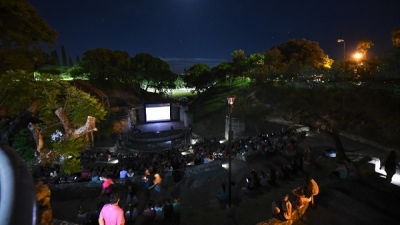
[100,175,114,197]
[98,193,125,225]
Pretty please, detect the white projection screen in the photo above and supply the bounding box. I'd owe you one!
[145,103,171,122]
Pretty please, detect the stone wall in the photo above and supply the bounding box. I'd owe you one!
[225,116,246,140]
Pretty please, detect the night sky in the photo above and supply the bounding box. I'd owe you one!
[27,0,400,73]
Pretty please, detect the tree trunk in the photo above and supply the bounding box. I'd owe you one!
[30,107,98,162]
[28,123,43,157]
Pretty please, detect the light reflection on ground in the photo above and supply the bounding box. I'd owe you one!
[369,157,400,187]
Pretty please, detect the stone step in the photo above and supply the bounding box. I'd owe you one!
[294,178,399,225]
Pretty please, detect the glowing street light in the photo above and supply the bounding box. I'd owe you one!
[353,52,363,61]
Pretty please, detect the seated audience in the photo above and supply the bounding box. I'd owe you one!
[230,181,240,200]
[119,168,128,179]
[216,183,229,201]
[154,201,165,223]
[76,205,89,224]
[163,199,174,224]
[331,161,348,179]
[259,171,269,187]
[172,198,181,224]
[142,202,155,224]
[241,177,255,194]
[127,168,134,178]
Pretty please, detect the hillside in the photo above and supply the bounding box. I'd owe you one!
[70,80,174,108]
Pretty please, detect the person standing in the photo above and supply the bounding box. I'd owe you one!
[380,151,398,183]
[98,193,125,225]
[100,175,114,197]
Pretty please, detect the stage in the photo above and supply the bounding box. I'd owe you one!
[134,121,186,133]
[129,121,189,145]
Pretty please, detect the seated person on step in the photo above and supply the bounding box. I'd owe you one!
[271,193,292,221]
[241,177,255,194]
[216,183,229,201]
[291,187,311,209]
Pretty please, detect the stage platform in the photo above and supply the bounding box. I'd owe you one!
[129,121,188,144]
[135,121,186,133]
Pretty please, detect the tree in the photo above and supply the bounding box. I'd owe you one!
[174,76,186,89]
[273,39,332,70]
[13,128,36,162]
[262,47,287,83]
[244,53,265,82]
[183,63,212,95]
[76,55,81,64]
[61,45,67,67]
[51,50,60,66]
[28,85,107,174]
[230,49,247,79]
[75,48,132,84]
[376,47,400,79]
[68,56,73,68]
[357,39,374,59]
[131,53,174,91]
[391,26,400,47]
[0,0,58,73]
[211,61,233,84]
[0,70,107,174]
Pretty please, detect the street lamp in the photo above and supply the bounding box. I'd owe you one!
[337,39,345,61]
[227,95,236,211]
[353,52,363,61]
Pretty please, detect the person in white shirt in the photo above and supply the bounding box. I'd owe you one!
[127,169,134,178]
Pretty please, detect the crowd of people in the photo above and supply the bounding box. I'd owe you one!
[39,123,397,225]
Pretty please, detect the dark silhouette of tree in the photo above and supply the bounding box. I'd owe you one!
[76,55,81,64]
[391,26,400,47]
[0,0,57,73]
[61,45,67,67]
[68,56,73,68]
[131,53,174,91]
[75,48,132,84]
[183,63,212,95]
[52,50,60,66]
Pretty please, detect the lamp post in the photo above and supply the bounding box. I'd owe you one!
[227,95,235,211]
[337,39,345,61]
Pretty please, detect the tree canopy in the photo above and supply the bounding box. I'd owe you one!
[131,53,175,92]
[272,39,333,70]
[0,0,58,73]
[0,70,107,174]
[75,48,132,84]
